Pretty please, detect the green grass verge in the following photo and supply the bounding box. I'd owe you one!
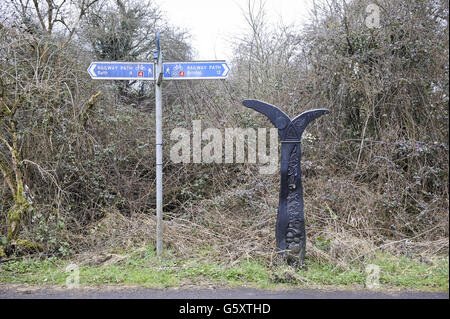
[0,246,448,291]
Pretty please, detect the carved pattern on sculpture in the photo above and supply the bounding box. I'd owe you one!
[285,144,305,264]
[242,99,328,266]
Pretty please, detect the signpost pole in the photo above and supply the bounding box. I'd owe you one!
[155,34,163,256]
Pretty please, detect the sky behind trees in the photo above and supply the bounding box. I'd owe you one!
[159,0,314,60]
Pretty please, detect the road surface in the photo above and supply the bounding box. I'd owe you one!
[0,285,447,299]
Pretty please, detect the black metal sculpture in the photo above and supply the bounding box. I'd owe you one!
[242,99,329,266]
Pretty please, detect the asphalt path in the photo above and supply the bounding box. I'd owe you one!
[0,285,448,299]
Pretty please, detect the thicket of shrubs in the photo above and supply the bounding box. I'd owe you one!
[0,0,448,264]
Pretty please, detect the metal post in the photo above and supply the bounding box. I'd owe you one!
[155,34,163,255]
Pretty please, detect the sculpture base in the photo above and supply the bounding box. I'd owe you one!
[275,213,306,267]
[277,219,306,267]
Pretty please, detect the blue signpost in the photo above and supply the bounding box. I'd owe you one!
[88,62,155,80]
[163,61,230,80]
[87,61,230,81]
[88,33,230,256]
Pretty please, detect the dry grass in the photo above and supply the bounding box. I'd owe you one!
[68,168,447,270]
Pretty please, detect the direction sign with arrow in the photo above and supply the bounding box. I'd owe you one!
[88,62,154,80]
[163,61,230,80]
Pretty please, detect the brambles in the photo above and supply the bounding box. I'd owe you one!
[0,0,448,272]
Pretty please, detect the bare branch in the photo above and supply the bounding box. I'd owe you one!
[32,0,48,33]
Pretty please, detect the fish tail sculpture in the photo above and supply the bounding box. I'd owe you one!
[242,99,329,266]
